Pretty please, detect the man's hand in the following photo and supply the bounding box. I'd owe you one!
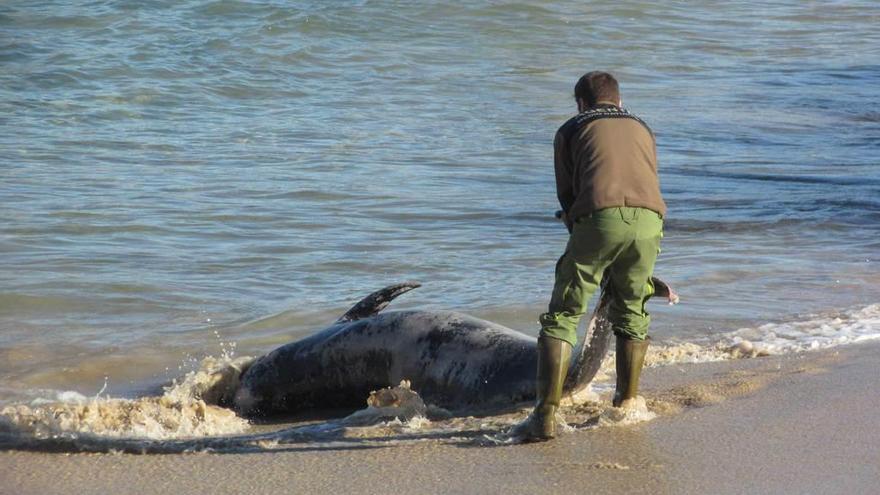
[555,210,573,233]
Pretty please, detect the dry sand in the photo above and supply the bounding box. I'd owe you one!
[2,342,879,495]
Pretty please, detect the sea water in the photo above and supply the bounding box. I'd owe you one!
[1,1,879,445]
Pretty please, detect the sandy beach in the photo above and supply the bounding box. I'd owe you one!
[2,341,878,495]
[4,1,880,494]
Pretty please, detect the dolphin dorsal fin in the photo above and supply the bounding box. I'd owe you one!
[336,282,421,323]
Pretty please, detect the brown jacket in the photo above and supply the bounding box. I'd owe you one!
[554,105,666,224]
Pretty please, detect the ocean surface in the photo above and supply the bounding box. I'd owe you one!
[2,0,879,432]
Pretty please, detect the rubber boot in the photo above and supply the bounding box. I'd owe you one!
[612,335,649,407]
[524,336,572,441]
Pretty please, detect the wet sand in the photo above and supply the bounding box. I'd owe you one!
[2,342,879,495]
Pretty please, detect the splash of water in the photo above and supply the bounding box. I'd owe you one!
[0,355,255,441]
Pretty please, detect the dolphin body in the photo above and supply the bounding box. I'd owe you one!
[234,279,676,416]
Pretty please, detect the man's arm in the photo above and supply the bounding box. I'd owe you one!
[553,129,576,232]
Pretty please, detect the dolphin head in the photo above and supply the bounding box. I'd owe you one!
[232,386,259,416]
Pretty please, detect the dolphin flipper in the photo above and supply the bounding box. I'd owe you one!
[336,282,422,323]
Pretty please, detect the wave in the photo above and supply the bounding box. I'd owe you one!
[632,303,880,371]
[669,168,880,188]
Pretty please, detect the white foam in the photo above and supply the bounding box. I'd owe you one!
[0,355,255,441]
[595,397,657,427]
[623,303,880,371]
[720,303,880,355]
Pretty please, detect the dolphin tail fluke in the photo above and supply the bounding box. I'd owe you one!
[563,276,678,395]
[564,276,614,395]
[651,276,679,305]
[336,282,422,323]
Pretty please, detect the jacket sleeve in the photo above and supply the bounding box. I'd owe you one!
[553,128,575,219]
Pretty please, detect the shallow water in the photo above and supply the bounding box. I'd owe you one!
[2,1,879,410]
[0,339,850,453]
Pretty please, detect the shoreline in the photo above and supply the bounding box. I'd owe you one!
[2,342,879,494]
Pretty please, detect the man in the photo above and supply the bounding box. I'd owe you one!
[525,71,666,441]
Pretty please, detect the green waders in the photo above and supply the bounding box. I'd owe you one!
[613,334,650,407]
[521,336,572,441]
[525,207,662,440]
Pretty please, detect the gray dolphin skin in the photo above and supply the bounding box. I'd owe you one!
[234,279,676,416]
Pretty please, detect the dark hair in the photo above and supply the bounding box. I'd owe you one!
[574,71,620,107]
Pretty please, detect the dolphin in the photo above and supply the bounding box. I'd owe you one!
[234,279,677,416]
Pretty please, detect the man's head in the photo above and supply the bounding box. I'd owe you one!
[574,71,621,111]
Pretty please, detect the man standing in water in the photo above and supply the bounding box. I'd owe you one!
[525,72,666,441]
